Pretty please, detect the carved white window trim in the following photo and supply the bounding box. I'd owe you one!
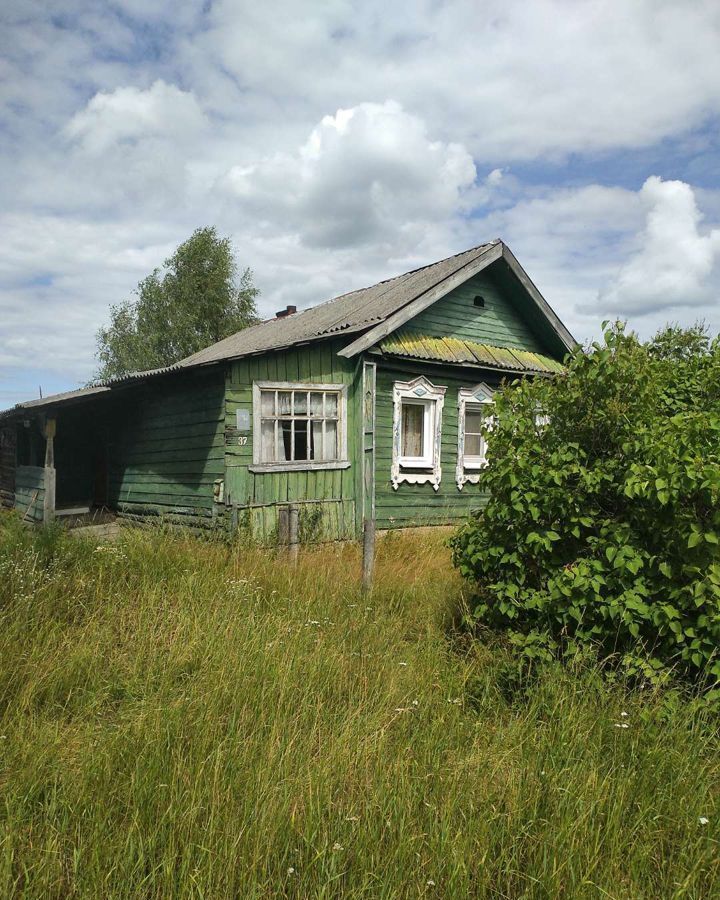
[456,383,495,490]
[391,376,446,491]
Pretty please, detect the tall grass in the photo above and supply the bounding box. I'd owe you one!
[0,515,719,898]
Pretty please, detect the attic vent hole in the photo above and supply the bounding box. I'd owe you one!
[473,295,485,308]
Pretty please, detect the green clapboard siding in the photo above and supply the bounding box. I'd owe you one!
[14,465,46,523]
[410,269,547,353]
[224,339,360,543]
[373,361,504,529]
[109,371,225,524]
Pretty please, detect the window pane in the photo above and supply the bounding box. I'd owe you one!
[325,393,338,417]
[280,421,292,459]
[261,421,276,461]
[278,391,292,415]
[401,402,425,457]
[465,434,483,458]
[311,420,322,459]
[294,421,310,459]
[260,391,275,416]
[310,392,323,416]
[294,391,307,415]
[465,408,484,434]
[324,420,338,459]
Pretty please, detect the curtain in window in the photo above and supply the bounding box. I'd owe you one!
[401,402,424,457]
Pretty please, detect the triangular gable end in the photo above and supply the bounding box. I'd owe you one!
[337,242,575,361]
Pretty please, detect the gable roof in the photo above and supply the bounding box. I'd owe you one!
[0,240,576,420]
[179,241,504,367]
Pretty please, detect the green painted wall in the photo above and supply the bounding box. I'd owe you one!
[223,340,361,543]
[109,371,225,527]
[410,268,548,353]
[373,360,505,529]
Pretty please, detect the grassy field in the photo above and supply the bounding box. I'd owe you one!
[0,516,719,898]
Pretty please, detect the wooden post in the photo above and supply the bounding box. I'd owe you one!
[43,417,56,526]
[362,517,375,594]
[278,506,290,547]
[288,505,299,564]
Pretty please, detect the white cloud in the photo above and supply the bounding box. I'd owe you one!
[598,177,720,315]
[223,101,476,249]
[198,0,720,161]
[64,80,206,154]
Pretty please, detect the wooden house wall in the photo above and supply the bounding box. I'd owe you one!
[410,269,549,352]
[373,360,506,529]
[108,371,225,528]
[0,423,16,510]
[223,340,360,543]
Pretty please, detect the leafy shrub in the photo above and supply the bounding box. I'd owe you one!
[451,323,720,684]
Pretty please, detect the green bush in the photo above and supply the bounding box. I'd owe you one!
[451,323,720,684]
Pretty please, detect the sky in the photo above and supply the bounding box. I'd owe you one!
[1,0,720,406]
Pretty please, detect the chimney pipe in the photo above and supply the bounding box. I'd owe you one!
[276,305,297,319]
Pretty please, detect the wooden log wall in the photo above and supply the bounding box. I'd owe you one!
[108,371,226,529]
[0,423,15,510]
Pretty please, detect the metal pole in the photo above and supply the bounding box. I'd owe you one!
[362,517,375,594]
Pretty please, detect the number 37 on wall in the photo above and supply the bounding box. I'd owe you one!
[237,435,249,446]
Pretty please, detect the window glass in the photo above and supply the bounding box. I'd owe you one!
[310,392,323,416]
[463,402,492,466]
[401,401,425,458]
[294,392,307,415]
[257,387,342,464]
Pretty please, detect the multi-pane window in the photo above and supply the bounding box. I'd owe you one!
[253,383,346,468]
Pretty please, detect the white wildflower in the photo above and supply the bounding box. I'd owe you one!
[621,711,629,717]
[287,867,295,874]
[332,841,344,851]
[426,879,436,886]
[412,699,419,706]
[699,816,709,825]
[399,662,408,667]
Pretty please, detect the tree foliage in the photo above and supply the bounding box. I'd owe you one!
[95,227,259,380]
[451,323,720,685]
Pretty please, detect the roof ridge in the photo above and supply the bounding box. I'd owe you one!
[308,240,499,310]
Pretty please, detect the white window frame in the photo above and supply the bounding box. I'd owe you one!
[391,376,446,491]
[456,383,495,490]
[250,381,350,473]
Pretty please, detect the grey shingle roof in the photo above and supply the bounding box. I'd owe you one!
[179,242,498,367]
[5,239,563,420]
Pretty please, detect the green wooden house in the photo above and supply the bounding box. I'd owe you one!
[0,241,575,540]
